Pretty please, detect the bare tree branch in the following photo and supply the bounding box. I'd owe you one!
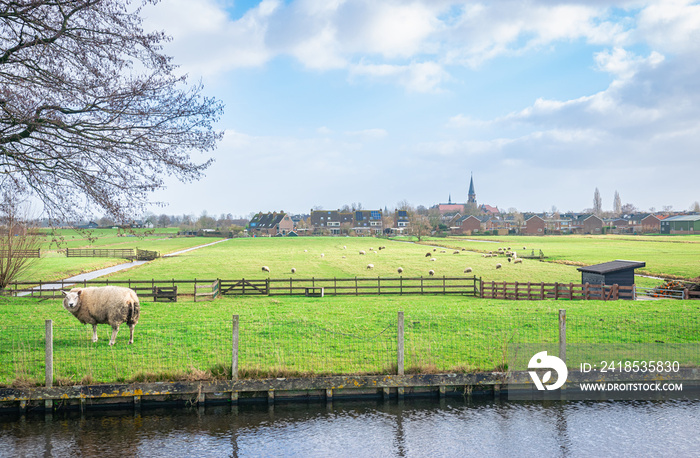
[0,0,224,223]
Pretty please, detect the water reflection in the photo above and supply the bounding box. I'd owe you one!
[1,398,699,457]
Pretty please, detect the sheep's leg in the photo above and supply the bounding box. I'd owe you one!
[128,323,135,345]
[92,324,98,343]
[109,324,120,346]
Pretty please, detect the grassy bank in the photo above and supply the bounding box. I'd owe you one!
[2,295,698,386]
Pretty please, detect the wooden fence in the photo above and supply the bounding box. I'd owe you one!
[0,249,40,258]
[8,277,695,302]
[65,248,159,260]
[479,280,634,301]
[194,279,220,302]
[266,276,480,296]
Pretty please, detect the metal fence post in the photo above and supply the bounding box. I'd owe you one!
[397,311,404,376]
[232,315,239,381]
[559,309,566,365]
[45,320,53,388]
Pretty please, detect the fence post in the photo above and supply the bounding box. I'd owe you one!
[232,315,239,381]
[45,320,53,388]
[558,309,566,365]
[397,311,404,376]
[554,282,559,300]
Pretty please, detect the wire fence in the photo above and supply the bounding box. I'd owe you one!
[0,311,698,386]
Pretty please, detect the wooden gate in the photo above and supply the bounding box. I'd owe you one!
[220,279,269,295]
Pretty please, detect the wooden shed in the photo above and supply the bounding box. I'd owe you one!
[577,260,646,288]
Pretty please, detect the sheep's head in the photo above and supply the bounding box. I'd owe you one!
[62,290,82,312]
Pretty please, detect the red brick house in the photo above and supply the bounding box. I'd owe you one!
[524,215,545,235]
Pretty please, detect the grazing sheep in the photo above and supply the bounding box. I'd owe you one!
[453,251,460,255]
[321,253,325,258]
[440,250,446,253]
[428,269,435,276]
[514,258,523,264]
[359,250,366,255]
[496,263,502,269]
[343,246,347,249]
[304,250,308,252]
[430,258,436,262]
[369,247,373,251]
[291,268,296,273]
[373,251,378,254]
[426,252,431,257]
[397,267,404,274]
[523,246,526,250]
[367,264,374,269]
[464,267,473,273]
[433,248,437,252]
[342,256,346,259]
[62,286,140,346]
[511,251,517,259]
[262,266,270,272]
[508,257,512,263]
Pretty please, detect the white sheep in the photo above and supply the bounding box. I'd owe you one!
[342,256,346,259]
[397,267,404,274]
[320,253,325,258]
[464,267,473,273]
[369,247,373,251]
[496,263,502,269]
[514,258,523,264]
[343,246,347,249]
[359,250,366,255]
[367,264,374,269]
[291,268,297,273]
[262,266,270,272]
[428,270,435,276]
[62,286,140,345]
[304,249,308,252]
[430,258,436,262]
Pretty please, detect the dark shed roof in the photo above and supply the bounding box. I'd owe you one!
[577,260,645,274]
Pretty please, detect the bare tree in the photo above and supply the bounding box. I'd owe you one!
[593,188,602,216]
[0,193,41,289]
[0,1,223,224]
[613,191,622,216]
[690,201,700,213]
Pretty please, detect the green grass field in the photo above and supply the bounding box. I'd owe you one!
[420,234,700,279]
[3,233,698,386]
[19,229,225,281]
[1,294,698,386]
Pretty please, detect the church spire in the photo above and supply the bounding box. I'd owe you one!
[468,172,476,204]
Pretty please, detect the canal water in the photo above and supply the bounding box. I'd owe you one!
[1,398,699,457]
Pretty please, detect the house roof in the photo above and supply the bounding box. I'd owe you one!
[249,212,286,228]
[661,215,700,222]
[577,260,646,274]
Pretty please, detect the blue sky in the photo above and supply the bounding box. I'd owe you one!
[142,0,700,217]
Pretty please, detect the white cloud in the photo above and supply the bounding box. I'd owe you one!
[350,60,449,92]
[345,129,388,139]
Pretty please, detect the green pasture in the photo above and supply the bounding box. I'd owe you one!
[1,294,698,385]
[100,236,671,289]
[18,229,225,282]
[412,234,700,280]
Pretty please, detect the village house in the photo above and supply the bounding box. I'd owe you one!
[248,212,295,236]
[310,209,383,235]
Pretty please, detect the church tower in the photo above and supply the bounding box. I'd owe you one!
[467,173,476,204]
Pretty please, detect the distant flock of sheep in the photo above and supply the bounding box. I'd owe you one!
[260,243,526,277]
